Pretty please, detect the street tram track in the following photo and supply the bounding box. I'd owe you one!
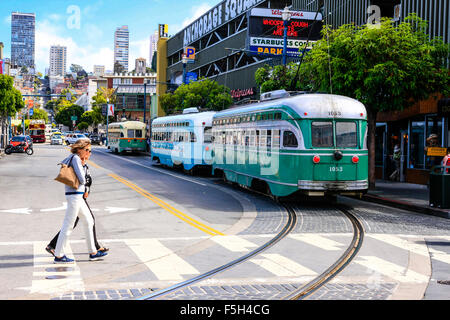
[137,200,298,300]
[283,204,365,300]
[137,198,364,301]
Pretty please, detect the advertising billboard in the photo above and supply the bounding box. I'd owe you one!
[247,8,323,58]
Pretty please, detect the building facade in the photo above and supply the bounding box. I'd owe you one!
[49,45,67,76]
[165,0,306,102]
[93,65,105,77]
[104,73,157,123]
[114,26,130,72]
[11,12,35,69]
[292,0,449,185]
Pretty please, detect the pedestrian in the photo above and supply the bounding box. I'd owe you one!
[52,139,108,264]
[389,144,401,181]
[442,147,450,174]
[46,161,109,258]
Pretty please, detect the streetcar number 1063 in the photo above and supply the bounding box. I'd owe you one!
[330,167,343,172]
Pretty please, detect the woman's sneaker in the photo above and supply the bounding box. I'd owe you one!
[89,251,108,261]
[54,255,74,264]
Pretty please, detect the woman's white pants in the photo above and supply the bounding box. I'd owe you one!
[54,194,96,258]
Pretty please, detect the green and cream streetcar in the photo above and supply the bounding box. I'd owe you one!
[210,90,368,198]
[108,121,147,154]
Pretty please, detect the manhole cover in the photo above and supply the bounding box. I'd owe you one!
[437,280,450,285]
[45,267,74,272]
[46,275,67,280]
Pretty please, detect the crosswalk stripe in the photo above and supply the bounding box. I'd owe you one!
[289,234,345,251]
[356,256,429,283]
[31,241,85,295]
[125,239,200,281]
[251,253,318,277]
[211,235,258,252]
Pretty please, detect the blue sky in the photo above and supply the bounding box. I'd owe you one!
[1,0,217,73]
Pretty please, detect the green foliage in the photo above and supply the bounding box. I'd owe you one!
[30,108,49,123]
[0,75,24,118]
[160,78,233,115]
[54,104,85,130]
[77,122,89,131]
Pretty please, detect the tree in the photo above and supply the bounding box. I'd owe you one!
[160,78,233,115]
[256,14,450,189]
[114,61,125,74]
[54,104,85,130]
[30,108,49,123]
[0,75,24,147]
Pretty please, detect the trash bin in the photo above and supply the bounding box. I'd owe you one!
[429,165,450,209]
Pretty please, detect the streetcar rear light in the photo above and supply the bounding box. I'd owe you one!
[205,147,209,151]
[304,112,308,116]
[352,156,360,164]
[313,155,321,164]
[360,113,364,117]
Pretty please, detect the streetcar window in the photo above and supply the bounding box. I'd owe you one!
[267,130,272,148]
[312,122,333,148]
[204,127,212,143]
[135,130,143,138]
[283,131,298,148]
[190,132,197,143]
[336,122,357,148]
[273,130,280,148]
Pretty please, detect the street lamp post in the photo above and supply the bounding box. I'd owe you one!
[282,6,292,66]
[182,55,188,84]
[143,82,147,124]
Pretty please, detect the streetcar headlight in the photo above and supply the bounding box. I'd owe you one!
[313,155,321,164]
[352,156,359,164]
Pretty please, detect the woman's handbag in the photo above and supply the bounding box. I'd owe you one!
[54,155,79,189]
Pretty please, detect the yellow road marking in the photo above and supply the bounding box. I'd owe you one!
[109,173,225,236]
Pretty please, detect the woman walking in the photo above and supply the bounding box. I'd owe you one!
[53,139,107,264]
[46,162,109,257]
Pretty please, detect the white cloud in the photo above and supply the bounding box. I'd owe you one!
[35,19,114,73]
[170,3,213,35]
[129,38,150,70]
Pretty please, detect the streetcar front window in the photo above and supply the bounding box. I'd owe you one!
[336,122,357,148]
[135,130,143,138]
[312,122,333,148]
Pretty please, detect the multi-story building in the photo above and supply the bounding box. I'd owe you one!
[93,65,105,77]
[104,72,157,123]
[114,26,130,72]
[149,30,158,68]
[11,12,35,69]
[293,0,449,185]
[49,45,67,76]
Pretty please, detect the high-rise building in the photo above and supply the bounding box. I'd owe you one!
[114,25,129,72]
[49,45,67,76]
[149,30,158,68]
[11,12,35,69]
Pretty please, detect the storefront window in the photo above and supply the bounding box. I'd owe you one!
[375,125,386,167]
[409,121,425,169]
[425,116,442,169]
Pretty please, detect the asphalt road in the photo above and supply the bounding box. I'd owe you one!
[0,144,449,301]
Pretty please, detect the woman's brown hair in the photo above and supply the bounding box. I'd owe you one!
[71,139,91,154]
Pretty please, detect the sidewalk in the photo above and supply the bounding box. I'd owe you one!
[361,180,450,219]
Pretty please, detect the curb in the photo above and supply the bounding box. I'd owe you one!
[361,194,450,220]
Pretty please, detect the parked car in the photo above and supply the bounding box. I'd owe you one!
[89,134,102,145]
[65,133,90,145]
[51,134,64,145]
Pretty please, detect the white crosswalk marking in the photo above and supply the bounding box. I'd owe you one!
[211,235,258,252]
[429,247,450,265]
[289,234,345,251]
[251,253,317,277]
[31,241,84,295]
[356,256,429,283]
[125,239,200,281]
